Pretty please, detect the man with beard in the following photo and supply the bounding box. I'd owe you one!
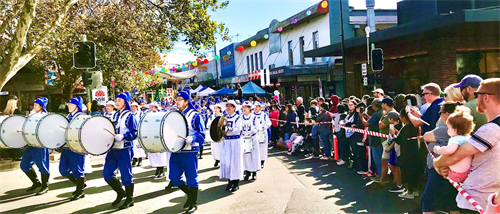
[454,74,487,131]
[434,78,500,212]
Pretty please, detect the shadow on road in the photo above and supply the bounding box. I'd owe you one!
[1,198,71,213]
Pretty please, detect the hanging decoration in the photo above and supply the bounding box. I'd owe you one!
[151,70,156,74]
[227,51,232,55]
[132,70,136,75]
[307,10,312,16]
[196,58,201,62]
[278,27,283,32]
[264,34,269,39]
[145,71,149,75]
[139,71,143,74]
[292,19,297,24]
[237,46,244,52]
[215,55,220,60]
[192,62,198,66]
[321,1,328,8]
[250,41,257,47]
[203,59,209,64]
[161,68,166,73]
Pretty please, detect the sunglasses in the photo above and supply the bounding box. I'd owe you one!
[422,93,432,96]
[474,91,496,99]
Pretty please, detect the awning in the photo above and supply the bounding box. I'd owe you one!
[240,81,267,96]
[198,87,215,97]
[210,88,236,96]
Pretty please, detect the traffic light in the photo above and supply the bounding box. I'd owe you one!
[374,71,382,84]
[291,85,295,92]
[371,48,384,72]
[82,71,93,87]
[73,41,96,69]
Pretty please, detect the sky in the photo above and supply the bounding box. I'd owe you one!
[165,0,402,65]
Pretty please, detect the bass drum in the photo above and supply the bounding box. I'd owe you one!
[138,110,188,153]
[22,113,68,149]
[0,115,27,149]
[66,114,115,155]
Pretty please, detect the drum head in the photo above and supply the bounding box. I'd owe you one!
[161,110,188,152]
[80,116,115,155]
[210,116,224,142]
[38,114,69,149]
[0,115,27,149]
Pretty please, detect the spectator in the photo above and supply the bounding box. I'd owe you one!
[362,95,370,105]
[270,105,280,146]
[329,95,339,114]
[385,111,404,193]
[285,127,304,155]
[407,83,444,135]
[394,94,406,112]
[344,99,359,168]
[373,88,385,99]
[454,74,487,131]
[296,97,305,123]
[307,100,318,120]
[310,119,321,158]
[284,104,297,142]
[2,95,23,161]
[317,97,325,108]
[333,103,346,164]
[90,100,101,116]
[404,94,418,108]
[375,97,398,185]
[359,98,383,178]
[346,102,367,173]
[317,103,333,159]
[434,78,500,212]
[393,108,421,199]
[444,85,465,103]
[422,102,465,213]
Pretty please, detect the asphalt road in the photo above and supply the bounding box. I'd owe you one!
[0,145,422,214]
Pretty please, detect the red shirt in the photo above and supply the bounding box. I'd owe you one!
[270,110,280,127]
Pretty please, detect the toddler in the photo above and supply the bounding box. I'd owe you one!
[433,110,475,183]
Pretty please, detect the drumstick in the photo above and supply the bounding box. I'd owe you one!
[103,127,116,137]
[177,134,187,140]
[16,130,23,133]
[59,125,66,129]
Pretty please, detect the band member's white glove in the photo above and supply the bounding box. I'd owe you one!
[114,134,124,142]
[186,136,193,144]
[224,126,233,132]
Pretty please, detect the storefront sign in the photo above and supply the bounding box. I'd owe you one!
[270,66,291,77]
[278,76,296,82]
[92,86,108,105]
[297,74,327,82]
[219,78,232,85]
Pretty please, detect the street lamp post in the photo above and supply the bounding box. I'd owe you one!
[339,0,347,98]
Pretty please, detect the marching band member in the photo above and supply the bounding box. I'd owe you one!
[208,103,223,167]
[166,89,205,212]
[220,100,244,192]
[130,102,145,167]
[21,97,50,195]
[147,101,167,179]
[194,103,205,159]
[104,100,119,122]
[60,96,87,201]
[161,101,168,112]
[241,101,261,181]
[254,102,271,168]
[103,92,138,209]
[139,99,149,116]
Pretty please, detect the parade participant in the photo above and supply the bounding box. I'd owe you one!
[147,101,167,179]
[130,102,145,167]
[161,101,167,112]
[254,102,271,168]
[103,92,138,209]
[241,101,261,181]
[166,89,205,212]
[139,99,149,118]
[220,100,243,192]
[208,103,223,167]
[194,103,205,159]
[21,97,50,195]
[60,96,87,200]
[104,100,119,122]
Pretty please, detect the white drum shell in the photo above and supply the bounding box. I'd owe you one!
[138,111,188,153]
[162,111,188,153]
[22,114,44,147]
[23,113,68,149]
[0,116,10,149]
[243,136,254,154]
[0,115,27,149]
[66,115,115,155]
[257,131,266,143]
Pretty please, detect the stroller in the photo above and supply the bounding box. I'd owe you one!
[285,132,305,155]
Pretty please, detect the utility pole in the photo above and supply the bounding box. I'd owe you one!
[339,0,347,98]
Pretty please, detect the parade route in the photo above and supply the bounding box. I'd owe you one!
[0,145,422,214]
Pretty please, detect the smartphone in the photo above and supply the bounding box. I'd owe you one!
[407,100,412,108]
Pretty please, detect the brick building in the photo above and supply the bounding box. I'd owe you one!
[305,0,500,97]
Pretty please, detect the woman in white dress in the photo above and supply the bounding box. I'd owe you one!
[241,101,261,181]
[207,103,223,167]
[130,102,145,167]
[219,100,243,192]
[253,102,271,168]
[147,102,168,179]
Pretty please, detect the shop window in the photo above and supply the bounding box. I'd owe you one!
[288,40,293,66]
[251,55,254,71]
[457,50,500,79]
[247,56,250,72]
[381,55,429,94]
[299,37,305,65]
[312,31,319,62]
[255,53,259,70]
[259,51,263,69]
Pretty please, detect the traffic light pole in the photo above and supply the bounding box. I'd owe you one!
[86,69,92,113]
[339,0,347,98]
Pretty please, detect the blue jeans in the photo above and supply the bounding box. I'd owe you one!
[422,167,460,212]
[320,130,332,157]
[284,133,290,142]
[371,146,383,175]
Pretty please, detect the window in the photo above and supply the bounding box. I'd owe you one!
[255,53,259,70]
[246,56,250,72]
[288,40,293,66]
[457,50,500,79]
[299,37,305,65]
[312,31,319,62]
[251,55,254,71]
[259,51,263,69]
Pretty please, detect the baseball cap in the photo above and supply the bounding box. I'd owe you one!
[454,74,483,89]
[381,97,394,106]
[372,88,384,94]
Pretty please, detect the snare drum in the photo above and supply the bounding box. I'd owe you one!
[66,114,115,155]
[257,130,266,144]
[22,113,68,149]
[0,115,27,149]
[242,136,254,154]
[138,110,188,153]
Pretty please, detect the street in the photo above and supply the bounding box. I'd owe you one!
[0,145,421,214]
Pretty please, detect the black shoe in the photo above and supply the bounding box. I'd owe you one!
[225,180,232,191]
[230,180,239,192]
[119,184,134,209]
[214,160,219,167]
[131,158,137,167]
[107,179,125,206]
[198,155,203,159]
[154,172,165,179]
[244,171,250,181]
[24,169,41,192]
[186,187,198,212]
[137,158,142,166]
[177,183,190,208]
[251,172,257,180]
[165,181,174,190]
[70,178,86,201]
[36,174,50,195]
[261,161,265,169]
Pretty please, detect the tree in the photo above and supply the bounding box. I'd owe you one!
[0,0,229,92]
